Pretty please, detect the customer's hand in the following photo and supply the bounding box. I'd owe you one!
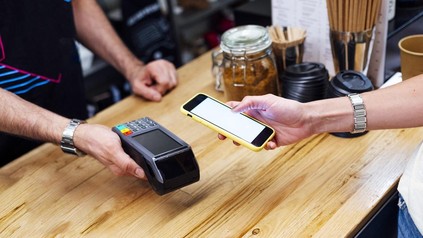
[73,123,146,179]
[126,60,178,101]
[218,94,314,149]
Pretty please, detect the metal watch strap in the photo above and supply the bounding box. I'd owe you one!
[61,119,86,156]
[347,93,367,134]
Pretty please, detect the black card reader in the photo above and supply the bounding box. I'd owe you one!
[112,117,199,195]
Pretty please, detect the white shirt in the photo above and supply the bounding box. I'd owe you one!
[398,141,423,233]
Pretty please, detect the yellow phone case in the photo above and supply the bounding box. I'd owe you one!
[180,93,275,152]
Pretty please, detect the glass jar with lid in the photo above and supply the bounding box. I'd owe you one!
[219,25,279,101]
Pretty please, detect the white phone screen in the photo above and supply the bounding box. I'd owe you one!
[190,98,265,143]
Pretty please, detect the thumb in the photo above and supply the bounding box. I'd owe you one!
[231,95,270,113]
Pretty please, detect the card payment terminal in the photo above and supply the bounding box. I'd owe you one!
[112,117,199,195]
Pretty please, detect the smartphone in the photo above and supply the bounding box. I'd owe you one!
[180,93,275,151]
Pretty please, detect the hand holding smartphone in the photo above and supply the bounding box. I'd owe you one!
[180,93,275,151]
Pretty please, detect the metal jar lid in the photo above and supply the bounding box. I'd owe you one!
[220,25,272,55]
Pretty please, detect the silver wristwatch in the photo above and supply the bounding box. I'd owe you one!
[347,93,367,134]
[61,119,87,156]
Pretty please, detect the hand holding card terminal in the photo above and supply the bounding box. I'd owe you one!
[112,117,199,195]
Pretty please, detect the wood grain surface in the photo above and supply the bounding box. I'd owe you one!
[0,52,421,237]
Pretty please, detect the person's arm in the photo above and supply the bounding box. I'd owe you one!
[0,88,145,179]
[71,0,177,101]
[309,74,423,133]
[0,89,68,144]
[223,74,423,149]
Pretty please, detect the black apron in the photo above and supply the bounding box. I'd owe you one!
[0,0,87,164]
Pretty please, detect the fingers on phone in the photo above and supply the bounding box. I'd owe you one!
[217,134,240,146]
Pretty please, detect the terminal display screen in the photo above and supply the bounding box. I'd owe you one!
[133,129,183,156]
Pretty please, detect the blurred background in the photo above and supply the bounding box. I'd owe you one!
[83,0,422,117]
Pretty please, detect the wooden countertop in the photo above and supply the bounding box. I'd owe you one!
[0,52,422,237]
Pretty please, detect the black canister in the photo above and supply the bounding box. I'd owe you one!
[281,62,329,103]
[326,70,374,138]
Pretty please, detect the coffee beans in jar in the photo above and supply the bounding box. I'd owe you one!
[220,25,280,101]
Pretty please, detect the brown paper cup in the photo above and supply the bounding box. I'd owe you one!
[399,34,423,80]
